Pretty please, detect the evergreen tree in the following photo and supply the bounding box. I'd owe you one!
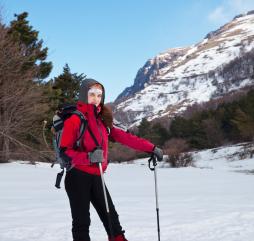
[231,108,254,141]
[170,117,193,139]
[138,118,152,138]
[201,118,224,148]
[50,64,86,106]
[42,64,86,147]
[150,122,169,146]
[138,119,169,146]
[8,12,52,80]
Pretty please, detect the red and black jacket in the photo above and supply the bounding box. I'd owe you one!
[60,101,155,175]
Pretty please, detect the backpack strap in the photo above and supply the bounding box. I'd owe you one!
[87,126,100,147]
[72,110,88,148]
[73,110,101,148]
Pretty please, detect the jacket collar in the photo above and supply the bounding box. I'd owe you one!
[77,101,102,117]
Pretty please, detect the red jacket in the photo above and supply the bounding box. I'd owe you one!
[60,101,155,175]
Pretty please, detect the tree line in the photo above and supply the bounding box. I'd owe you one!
[0,12,85,163]
[114,88,254,164]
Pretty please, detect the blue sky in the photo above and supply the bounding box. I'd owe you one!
[1,0,254,102]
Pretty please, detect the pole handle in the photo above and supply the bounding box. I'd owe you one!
[148,154,157,171]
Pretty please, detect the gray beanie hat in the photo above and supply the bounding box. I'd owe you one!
[78,78,105,104]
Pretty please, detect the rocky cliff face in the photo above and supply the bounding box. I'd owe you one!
[115,47,190,103]
[114,11,254,127]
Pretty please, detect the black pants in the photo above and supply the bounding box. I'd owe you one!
[65,168,124,241]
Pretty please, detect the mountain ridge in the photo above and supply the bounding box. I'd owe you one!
[113,11,254,127]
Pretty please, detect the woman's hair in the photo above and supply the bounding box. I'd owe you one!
[101,104,113,129]
[90,83,103,90]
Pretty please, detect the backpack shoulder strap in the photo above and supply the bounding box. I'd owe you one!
[72,110,88,147]
[87,125,100,147]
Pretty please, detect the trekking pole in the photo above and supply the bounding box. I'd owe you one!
[98,162,115,241]
[148,154,161,241]
[42,120,51,149]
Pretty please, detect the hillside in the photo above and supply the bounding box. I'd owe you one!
[114,11,254,127]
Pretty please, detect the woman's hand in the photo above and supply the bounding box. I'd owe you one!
[153,146,163,161]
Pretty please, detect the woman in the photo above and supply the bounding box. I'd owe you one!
[60,79,163,241]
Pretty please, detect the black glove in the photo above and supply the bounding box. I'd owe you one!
[153,146,163,161]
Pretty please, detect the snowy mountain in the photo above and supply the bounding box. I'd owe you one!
[114,11,254,127]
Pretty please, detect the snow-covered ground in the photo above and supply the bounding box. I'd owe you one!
[1,144,254,241]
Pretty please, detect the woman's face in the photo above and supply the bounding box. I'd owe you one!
[87,84,103,107]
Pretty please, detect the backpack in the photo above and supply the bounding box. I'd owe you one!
[51,104,87,188]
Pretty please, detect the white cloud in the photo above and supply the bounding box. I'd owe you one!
[208,0,254,24]
[208,6,228,24]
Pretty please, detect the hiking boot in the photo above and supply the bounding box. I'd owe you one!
[108,234,128,241]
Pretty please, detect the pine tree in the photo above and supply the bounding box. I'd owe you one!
[50,64,86,106]
[150,122,169,146]
[138,118,152,138]
[201,118,224,148]
[8,12,52,80]
[41,64,86,148]
[231,108,254,141]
